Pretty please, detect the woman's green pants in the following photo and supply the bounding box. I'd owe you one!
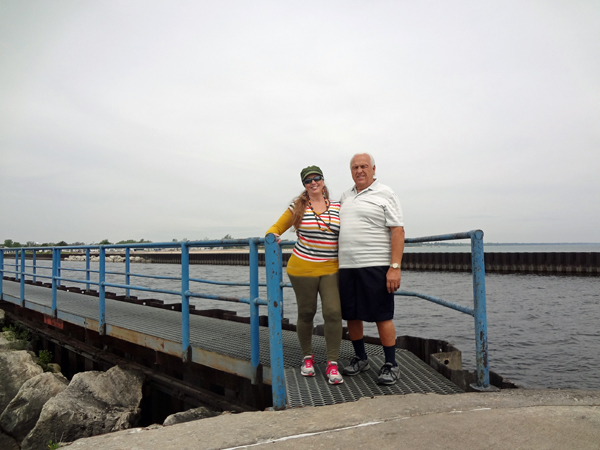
[288,273,342,362]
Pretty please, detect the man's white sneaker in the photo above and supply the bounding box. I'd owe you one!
[342,356,370,376]
[377,362,400,385]
[301,355,316,377]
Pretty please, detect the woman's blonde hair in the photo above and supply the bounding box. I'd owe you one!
[290,185,330,230]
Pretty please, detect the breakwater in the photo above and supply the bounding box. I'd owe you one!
[26,251,600,274]
[402,252,600,275]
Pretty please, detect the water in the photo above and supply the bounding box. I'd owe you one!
[29,258,600,391]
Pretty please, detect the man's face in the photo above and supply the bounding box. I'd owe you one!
[351,154,375,191]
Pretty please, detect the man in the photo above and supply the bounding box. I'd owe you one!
[338,153,405,385]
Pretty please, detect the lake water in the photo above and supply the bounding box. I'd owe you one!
[30,252,600,391]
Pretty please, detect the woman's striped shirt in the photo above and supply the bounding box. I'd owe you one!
[290,201,341,262]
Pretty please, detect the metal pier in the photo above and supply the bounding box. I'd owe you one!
[1,281,462,408]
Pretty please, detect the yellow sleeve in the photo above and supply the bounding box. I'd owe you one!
[266,209,294,236]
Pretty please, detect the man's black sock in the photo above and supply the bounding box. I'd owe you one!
[383,345,397,366]
[352,338,367,360]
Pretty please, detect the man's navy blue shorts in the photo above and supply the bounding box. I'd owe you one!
[339,266,394,322]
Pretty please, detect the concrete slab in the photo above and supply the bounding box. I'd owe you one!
[67,389,600,450]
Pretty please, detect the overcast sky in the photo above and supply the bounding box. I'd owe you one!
[1,1,599,245]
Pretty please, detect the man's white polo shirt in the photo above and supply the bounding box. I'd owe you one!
[338,179,404,269]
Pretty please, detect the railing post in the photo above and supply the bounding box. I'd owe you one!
[125,248,131,298]
[85,248,91,292]
[181,242,190,362]
[265,233,287,410]
[57,249,62,287]
[277,241,284,318]
[0,251,4,300]
[249,238,260,384]
[470,229,494,391]
[15,252,19,281]
[51,248,58,316]
[20,250,25,306]
[32,250,37,284]
[99,246,106,335]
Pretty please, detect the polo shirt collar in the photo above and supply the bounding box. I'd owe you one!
[352,178,380,194]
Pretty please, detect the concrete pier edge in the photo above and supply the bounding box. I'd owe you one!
[68,389,600,450]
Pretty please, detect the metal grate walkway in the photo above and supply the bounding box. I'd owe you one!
[1,281,463,408]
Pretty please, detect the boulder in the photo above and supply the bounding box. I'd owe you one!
[163,406,221,426]
[21,365,145,450]
[0,331,32,351]
[0,351,44,413]
[0,333,11,351]
[66,255,86,261]
[0,430,19,450]
[0,372,69,442]
[0,309,5,327]
[46,363,62,374]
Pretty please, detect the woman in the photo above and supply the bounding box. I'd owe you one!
[266,165,344,385]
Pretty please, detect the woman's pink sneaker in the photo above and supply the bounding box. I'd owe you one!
[301,355,316,377]
[326,361,344,385]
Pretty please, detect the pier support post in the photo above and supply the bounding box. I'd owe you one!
[249,238,261,384]
[51,249,58,316]
[32,250,37,284]
[99,247,106,335]
[0,251,4,300]
[470,230,496,391]
[57,250,61,287]
[265,233,287,410]
[181,242,190,362]
[85,248,91,292]
[20,250,25,306]
[125,248,131,299]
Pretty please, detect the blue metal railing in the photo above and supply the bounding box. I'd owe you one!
[401,230,491,391]
[1,238,287,409]
[274,229,492,391]
[0,229,493,409]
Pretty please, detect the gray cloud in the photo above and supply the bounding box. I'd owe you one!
[1,1,599,244]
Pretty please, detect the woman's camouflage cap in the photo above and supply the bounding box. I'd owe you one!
[300,165,323,181]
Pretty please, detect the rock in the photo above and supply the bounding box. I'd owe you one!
[65,256,146,263]
[163,406,220,426]
[0,333,11,351]
[0,372,69,442]
[0,430,19,450]
[0,309,5,327]
[46,363,62,374]
[0,351,44,413]
[66,255,86,261]
[0,331,29,351]
[21,365,145,450]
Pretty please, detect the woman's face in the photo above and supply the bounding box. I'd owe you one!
[303,174,324,196]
